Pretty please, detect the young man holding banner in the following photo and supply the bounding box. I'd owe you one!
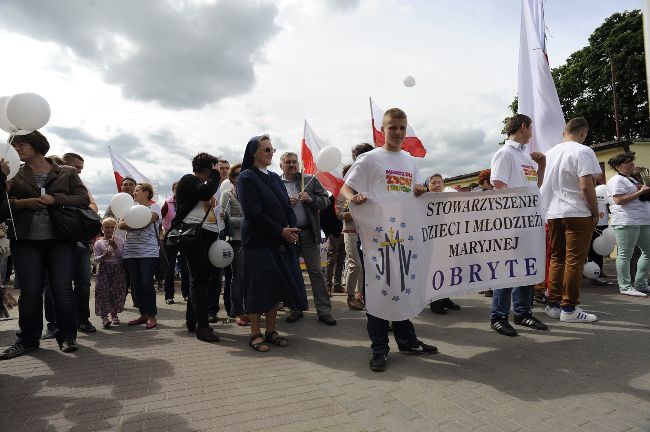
[489,114,548,336]
[340,108,438,372]
[540,118,600,323]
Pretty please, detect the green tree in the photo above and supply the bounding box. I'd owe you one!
[509,10,648,145]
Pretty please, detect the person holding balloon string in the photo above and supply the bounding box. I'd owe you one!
[119,182,162,329]
[170,152,223,343]
[606,152,650,297]
[0,131,90,360]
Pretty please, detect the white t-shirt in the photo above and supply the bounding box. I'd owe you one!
[540,141,602,219]
[607,174,650,225]
[490,140,538,188]
[344,147,420,197]
[123,202,162,259]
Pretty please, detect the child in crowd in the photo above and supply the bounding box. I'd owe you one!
[93,218,127,328]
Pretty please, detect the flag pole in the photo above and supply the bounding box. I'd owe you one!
[300,120,306,191]
[369,97,376,145]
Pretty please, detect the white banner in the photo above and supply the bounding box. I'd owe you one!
[351,187,545,321]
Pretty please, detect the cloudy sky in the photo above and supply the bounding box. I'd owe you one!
[0,0,642,210]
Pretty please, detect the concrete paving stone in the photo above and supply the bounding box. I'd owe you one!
[2,266,650,432]
[115,401,146,416]
[190,406,232,422]
[478,410,524,432]
[261,419,321,432]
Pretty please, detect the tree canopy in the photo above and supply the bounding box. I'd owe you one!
[509,10,648,145]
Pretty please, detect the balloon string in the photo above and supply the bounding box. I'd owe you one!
[5,191,17,241]
[2,132,15,160]
[3,133,17,240]
[301,171,319,193]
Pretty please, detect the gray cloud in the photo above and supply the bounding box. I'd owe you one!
[326,0,361,12]
[417,127,502,179]
[0,0,279,109]
[47,126,149,160]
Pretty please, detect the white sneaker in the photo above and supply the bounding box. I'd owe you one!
[560,307,597,323]
[620,288,648,297]
[545,305,561,319]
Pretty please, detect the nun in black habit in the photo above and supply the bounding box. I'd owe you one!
[237,135,308,352]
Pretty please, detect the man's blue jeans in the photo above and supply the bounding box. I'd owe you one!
[12,239,77,347]
[490,286,533,320]
[73,242,92,323]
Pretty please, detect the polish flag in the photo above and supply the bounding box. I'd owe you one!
[370,97,426,158]
[301,120,345,196]
[518,0,565,153]
[108,146,151,192]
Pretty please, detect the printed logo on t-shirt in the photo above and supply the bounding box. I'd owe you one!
[385,169,413,192]
[522,164,538,183]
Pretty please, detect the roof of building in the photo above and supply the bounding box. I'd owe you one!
[444,138,650,182]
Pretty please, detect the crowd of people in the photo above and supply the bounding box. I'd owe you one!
[0,109,647,372]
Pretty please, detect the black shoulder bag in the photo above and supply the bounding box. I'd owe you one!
[165,205,211,249]
[49,205,102,242]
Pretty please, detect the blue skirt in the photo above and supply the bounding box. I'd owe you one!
[241,244,308,314]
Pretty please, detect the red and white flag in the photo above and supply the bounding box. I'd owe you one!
[108,146,151,192]
[518,0,565,154]
[301,120,345,196]
[370,97,426,158]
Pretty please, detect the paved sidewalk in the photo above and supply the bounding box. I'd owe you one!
[1,263,649,432]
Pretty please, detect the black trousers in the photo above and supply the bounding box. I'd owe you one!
[366,313,418,355]
[184,230,218,330]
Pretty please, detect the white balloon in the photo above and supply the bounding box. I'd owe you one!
[403,75,416,87]
[124,204,152,229]
[583,261,601,279]
[593,235,615,256]
[1,143,21,179]
[0,96,16,133]
[6,93,51,132]
[315,146,342,172]
[602,226,616,244]
[110,192,135,219]
[595,184,607,198]
[208,240,234,268]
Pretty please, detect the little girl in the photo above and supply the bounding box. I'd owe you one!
[93,217,127,328]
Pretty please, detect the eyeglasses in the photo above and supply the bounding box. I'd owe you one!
[260,147,276,154]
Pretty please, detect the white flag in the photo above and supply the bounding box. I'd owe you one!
[108,146,151,192]
[518,0,565,154]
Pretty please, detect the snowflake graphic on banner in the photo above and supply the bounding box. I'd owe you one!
[369,218,416,302]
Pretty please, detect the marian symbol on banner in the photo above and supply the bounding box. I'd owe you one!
[371,221,416,297]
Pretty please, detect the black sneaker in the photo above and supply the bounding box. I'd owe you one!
[398,341,439,355]
[440,298,461,310]
[533,293,548,304]
[207,314,218,323]
[60,339,78,353]
[165,299,175,305]
[78,322,96,333]
[41,328,56,340]
[490,319,517,337]
[429,301,447,315]
[514,313,548,330]
[0,342,38,360]
[369,353,388,372]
